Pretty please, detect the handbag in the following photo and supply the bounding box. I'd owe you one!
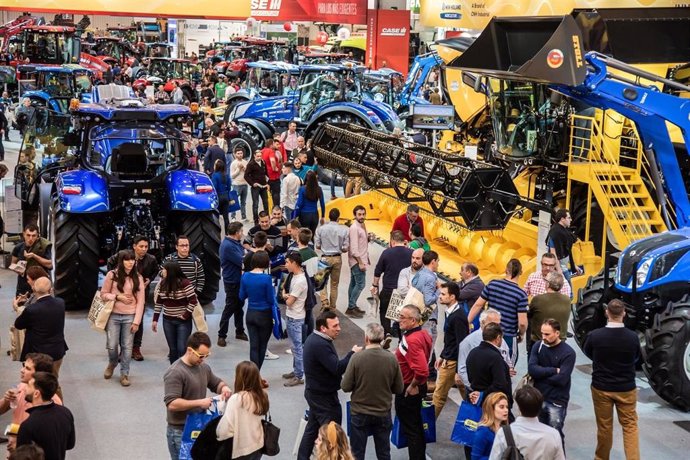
[192,303,208,333]
[271,298,283,340]
[391,401,436,448]
[88,290,114,332]
[313,258,333,292]
[450,400,483,446]
[261,411,280,456]
[227,189,241,212]
[403,286,426,311]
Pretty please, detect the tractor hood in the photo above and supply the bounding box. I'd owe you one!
[230,96,289,120]
[448,15,587,86]
[616,228,690,293]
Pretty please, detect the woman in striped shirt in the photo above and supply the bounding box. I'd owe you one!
[152,261,199,364]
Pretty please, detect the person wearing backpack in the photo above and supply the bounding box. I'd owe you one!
[488,386,565,460]
[408,223,430,251]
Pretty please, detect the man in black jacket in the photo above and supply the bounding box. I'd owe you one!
[466,322,512,409]
[432,282,469,417]
[297,310,362,460]
[14,278,67,377]
[17,372,75,460]
[458,262,484,332]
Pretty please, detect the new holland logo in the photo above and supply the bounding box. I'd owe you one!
[381,27,407,37]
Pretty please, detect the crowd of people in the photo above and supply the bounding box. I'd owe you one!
[0,193,644,460]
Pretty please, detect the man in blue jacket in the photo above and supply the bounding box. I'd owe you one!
[297,310,362,459]
[218,221,247,347]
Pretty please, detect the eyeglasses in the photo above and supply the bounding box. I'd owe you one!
[189,348,210,359]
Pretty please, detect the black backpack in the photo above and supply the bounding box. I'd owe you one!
[189,416,233,460]
[501,425,525,460]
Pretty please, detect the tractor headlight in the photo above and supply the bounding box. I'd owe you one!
[636,259,651,286]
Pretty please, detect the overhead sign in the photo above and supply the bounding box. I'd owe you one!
[420,0,685,29]
[251,0,367,24]
[0,0,251,19]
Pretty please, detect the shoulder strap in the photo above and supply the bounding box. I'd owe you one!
[503,424,517,448]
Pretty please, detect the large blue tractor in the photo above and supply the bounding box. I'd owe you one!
[15,87,221,309]
[228,63,401,155]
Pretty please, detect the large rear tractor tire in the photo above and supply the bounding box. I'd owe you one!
[230,131,258,160]
[51,208,100,310]
[643,296,690,411]
[178,211,221,305]
[304,112,369,142]
[572,268,615,355]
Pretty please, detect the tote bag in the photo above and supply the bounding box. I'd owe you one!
[88,290,114,332]
[450,400,483,446]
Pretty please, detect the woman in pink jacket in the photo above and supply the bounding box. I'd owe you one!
[100,250,145,387]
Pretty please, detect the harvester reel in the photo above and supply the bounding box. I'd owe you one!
[312,123,522,231]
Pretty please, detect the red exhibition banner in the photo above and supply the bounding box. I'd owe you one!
[367,9,410,76]
[251,0,367,24]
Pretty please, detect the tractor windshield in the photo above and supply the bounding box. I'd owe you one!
[41,71,75,97]
[88,124,185,179]
[74,71,93,93]
[149,60,193,81]
[247,66,291,96]
[147,44,171,58]
[23,31,73,64]
[298,70,345,120]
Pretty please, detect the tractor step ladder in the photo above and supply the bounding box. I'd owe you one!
[567,112,669,250]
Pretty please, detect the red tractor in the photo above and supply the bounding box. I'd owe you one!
[133,57,198,102]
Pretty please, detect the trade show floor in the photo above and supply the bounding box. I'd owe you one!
[0,139,689,459]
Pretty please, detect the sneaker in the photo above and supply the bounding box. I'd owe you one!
[120,375,131,387]
[265,350,279,360]
[282,371,295,379]
[346,309,364,318]
[236,332,249,341]
[283,376,304,387]
[132,347,144,361]
[217,337,227,347]
[382,335,392,350]
[104,364,116,380]
[286,348,292,355]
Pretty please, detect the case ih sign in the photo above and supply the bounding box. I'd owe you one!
[251,0,367,24]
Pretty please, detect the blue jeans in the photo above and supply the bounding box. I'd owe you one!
[286,317,304,378]
[166,425,183,460]
[350,413,392,460]
[233,183,248,219]
[539,400,567,447]
[348,264,366,310]
[162,316,193,365]
[504,335,519,366]
[106,313,135,376]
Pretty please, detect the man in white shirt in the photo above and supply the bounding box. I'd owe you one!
[489,386,565,460]
[281,121,300,152]
[396,248,424,296]
[280,162,301,219]
[281,252,308,387]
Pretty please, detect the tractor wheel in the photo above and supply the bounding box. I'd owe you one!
[177,211,221,305]
[230,131,258,160]
[237,122,267,150]
[304,112,369,141]
[51,204,100,310]
[572,268,615,354]
[643,296,690,411]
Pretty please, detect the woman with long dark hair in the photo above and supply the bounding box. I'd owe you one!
[152,261,199,364]
[216,361,270,460]
[239,251,274,369]
[293,169,325,235]
[101,250,144,386]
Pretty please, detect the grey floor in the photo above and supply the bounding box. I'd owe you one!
[1,135,689,459]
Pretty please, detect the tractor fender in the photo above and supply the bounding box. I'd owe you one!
[309,104,383,131]
[54,170,109,213]
[167,169,218,211]
[235,117,274,142]
[226,92,251,104]
[361,100,402,131]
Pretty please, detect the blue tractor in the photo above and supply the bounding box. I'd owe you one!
[222,60,300,120]
[452,12,690,410]
[228,63,401,155]
[15,86,221,309]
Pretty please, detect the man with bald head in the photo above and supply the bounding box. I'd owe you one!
[394,248,425,338]
[15,277,68,376]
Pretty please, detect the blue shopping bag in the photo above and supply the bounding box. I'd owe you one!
[227,190,241,212]
[391,401,436,448]
[450,399,483,446]
[179,400,223,460]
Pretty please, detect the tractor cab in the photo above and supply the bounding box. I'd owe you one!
[296,64,349,121]
[93,37,139,66]
[246,61,299,97]
[145,42,173,58]
[19,26,79,65]
[106,25,137,43]
[360,68,404,109]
